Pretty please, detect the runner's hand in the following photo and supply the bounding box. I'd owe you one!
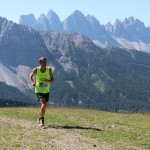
[32,82,36,86]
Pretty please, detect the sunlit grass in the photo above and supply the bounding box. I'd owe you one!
[0,107,150,150]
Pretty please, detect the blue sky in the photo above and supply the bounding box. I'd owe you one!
[0,0,149,26]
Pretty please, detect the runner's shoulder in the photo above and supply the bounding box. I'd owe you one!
[33,67,37,74]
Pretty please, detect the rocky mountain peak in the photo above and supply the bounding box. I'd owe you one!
[105,22,113,33]
[63,10,86,32]
[123,17,145,29]
[72,10,85,18]
[0,17,15,36]
[47,10,56,16]
[113,19,124,35]
[19,14,36,27]
[123,17,135,28]
[114,19,122,25]
[37,14,47,22]
[46,10,60,21]
[46,10,62,31]
[86,15,100,25]
[37,14,50,30]
[0,17,49,67]
[19,10,150,51]
[134,19,145,29]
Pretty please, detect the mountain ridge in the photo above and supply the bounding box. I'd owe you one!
[19,9,150,52]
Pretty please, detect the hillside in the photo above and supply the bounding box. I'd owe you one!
[49,46,150,112]
[0,107,149,150]
[0,82,36,106]
[0,17,150,111]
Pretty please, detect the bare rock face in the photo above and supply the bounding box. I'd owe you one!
[19,10,63,32]
[19,10,150,52]
[0,16,98,90]
[1,16,98,69]
[19,14,37,28]
[0,17,49,67]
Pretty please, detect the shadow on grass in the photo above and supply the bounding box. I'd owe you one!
[43,124,103,131]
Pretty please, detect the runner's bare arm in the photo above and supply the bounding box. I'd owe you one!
[49,68,54,82]
[29,68,37,86]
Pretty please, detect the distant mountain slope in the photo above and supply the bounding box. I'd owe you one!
[19,10,150,52]
[0,81,35,106]
[0,17,50,67]
[0,16,150,111]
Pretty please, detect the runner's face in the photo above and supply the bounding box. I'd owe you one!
[40,60,47,66]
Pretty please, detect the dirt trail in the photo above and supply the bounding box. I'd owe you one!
[0,116,113,150]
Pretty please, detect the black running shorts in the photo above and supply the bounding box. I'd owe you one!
[36,93,49,102]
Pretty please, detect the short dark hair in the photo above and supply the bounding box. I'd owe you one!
[39,57,47,63]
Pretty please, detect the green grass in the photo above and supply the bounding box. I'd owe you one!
[0,107,150,150]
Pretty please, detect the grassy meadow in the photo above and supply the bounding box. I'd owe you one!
[0,107,149,150]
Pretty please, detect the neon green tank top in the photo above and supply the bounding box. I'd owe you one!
[35,66,51,93]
